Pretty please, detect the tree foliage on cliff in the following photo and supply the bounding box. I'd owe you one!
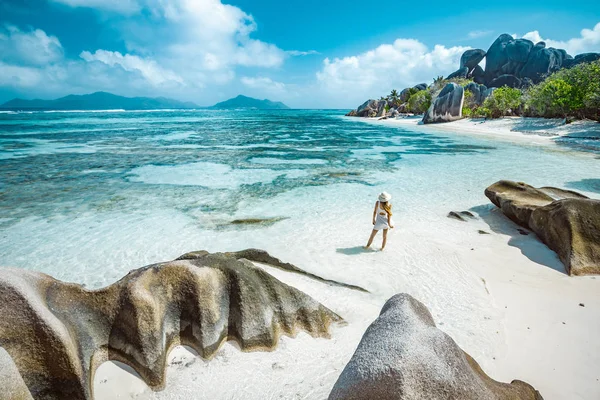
[407,90,432,114]
[525,60,600,120]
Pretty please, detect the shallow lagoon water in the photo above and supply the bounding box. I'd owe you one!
[1,109,599,289]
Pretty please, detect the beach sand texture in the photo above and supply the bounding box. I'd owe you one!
[0,111,598,399]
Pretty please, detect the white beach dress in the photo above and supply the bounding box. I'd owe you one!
[374,201,392,231]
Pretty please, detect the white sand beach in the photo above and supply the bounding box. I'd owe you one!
[86,118,600,400]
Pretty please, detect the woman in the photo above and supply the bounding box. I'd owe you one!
[365,192,394,251]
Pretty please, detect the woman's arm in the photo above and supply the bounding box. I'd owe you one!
[372,202,378,225]
[388,206,394,228]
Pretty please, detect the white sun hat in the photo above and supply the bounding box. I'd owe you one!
[378,192,392,202]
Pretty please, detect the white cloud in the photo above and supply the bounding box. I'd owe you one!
[0,62,43,87]
[467,30,493,39]
[241,76,286,93]
[80,50,184,86]
[287,50,320,56]
[0,25,63,66]
[51,0,140,14]
[316,38,469,105]
[520,22,600,55]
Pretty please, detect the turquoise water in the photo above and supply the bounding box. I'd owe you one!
[0,109,599,288]
[0,109,498,221]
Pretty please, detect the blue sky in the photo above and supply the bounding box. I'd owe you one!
[1,0,599,108]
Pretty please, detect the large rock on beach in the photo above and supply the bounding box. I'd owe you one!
[354,99,380,117]
[0,250,344,399]
[485,180,600,275]
[328,293,543,400]
[422,82,464,124]
[376,100,387,117]
[460,49,486,72]
[413,83,428,91]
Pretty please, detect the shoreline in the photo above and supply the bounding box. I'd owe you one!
[356,115,600,153]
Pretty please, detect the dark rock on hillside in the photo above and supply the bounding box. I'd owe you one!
[464,82,489,105]
[488,74,522,88]
[413,83,428,91]
[564,53,600,68]
[519,44,562,83]
[484,34,516,82]
[471,65,486,83]
[328,293,543,400]
[460,49,486,72]
[485,180,600,276]
[0,250,344,399]
[479,34,598,87]
[446,66,469,80]
[423,83,464,124]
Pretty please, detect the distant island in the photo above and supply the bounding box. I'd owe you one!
[0,92,199,110]
[210,95,289,110]
[0,92,290,111]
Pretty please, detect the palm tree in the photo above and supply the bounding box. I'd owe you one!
[389,89,399,105]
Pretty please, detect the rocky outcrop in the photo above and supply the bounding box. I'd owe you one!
[464,82,490,106]
[488,74,522,88]
[485,180,600,275]
[0,250,344,399]
[347,34,599,119]
[328,293,543,400]
[446,66,469,80]
[376,100,387,117]
[461,49,486,73]
[479,35,599,87]
[564,53,600,68]
[422,83,464,124]
[348,99,381,117]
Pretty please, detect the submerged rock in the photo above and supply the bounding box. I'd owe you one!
[229,217,287,226]
[422,83,464,124]
[448,210,476,222]
[485,180,599,275]
[328,293,543,400]
[0,251,344,399]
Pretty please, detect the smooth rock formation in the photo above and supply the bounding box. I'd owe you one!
[488,74,522,88]
[464,82,489,106]
[485,180,599,275]
[471,64,486,83]
[413,83,428,91]
[328,293,543,400]
[564,52,600,68]
[422,83,464,124]
[376,100,387,117]
[353,99,381,117]
[460,49,486,72]
[0,251,344,399]
[446,66,469,80]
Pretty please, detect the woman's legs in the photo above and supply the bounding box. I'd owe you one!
[381,229,388,250]
[365,229,378,248]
